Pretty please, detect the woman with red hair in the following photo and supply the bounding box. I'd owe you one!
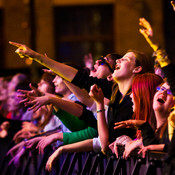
[111,73,163,158]
[131,73,163,129]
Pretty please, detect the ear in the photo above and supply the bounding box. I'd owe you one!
[107,74,113,81]
[133,66,142,73]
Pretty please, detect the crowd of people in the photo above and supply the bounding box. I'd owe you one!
[0,2,175,174]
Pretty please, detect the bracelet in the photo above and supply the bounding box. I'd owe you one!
[96,109,105,113]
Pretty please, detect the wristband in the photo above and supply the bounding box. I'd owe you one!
[96,109,105,113]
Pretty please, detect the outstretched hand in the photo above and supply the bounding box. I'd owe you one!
[139,18,159,51]
[109,141,119,158]
[139,18,153,38]
[24,95,50,112]
[6,141,25,157]
[36,134,57,155]
[84,53,94,70]
[45,147,63,172]
[114,119,145,130]
[25,137,42,149]
[18,83,41,104]
[42,68,56,76]
[8,147,26,167]
[9,41,38,59]
[13,129,36,143]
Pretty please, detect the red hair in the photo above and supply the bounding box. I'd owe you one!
[132,73,163,129]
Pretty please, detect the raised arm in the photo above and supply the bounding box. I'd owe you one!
[139,18,171,68]
[139,18,159,51]
[24,93,83,117]
[89,84,109,153]
[9,41,78,82]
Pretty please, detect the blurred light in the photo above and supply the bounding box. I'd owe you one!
[25,58,33,65]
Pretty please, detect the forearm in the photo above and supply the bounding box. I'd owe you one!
[64,80,94,108]
[31,53,78,82]
[144,36,159,52]
[96,102,109,152]
[130,139,143,151]
[49,96,83,117]
[49,132,63,142]
[63,128,97,145]
[143,36,171,67]
[148,144,165,151]
[61,139,93,153]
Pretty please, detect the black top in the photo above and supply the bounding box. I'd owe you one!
[72,68,135,143]
[139,122,170,152]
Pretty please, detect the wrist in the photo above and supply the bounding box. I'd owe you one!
[96,109,105,113]
[96,102,104,109]
[151,43,160,52]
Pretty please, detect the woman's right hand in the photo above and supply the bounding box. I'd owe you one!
[114,120,145,130]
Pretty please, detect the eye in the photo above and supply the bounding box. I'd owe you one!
[156,87,161,91]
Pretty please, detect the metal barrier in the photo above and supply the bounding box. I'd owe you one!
[0,144,168,175]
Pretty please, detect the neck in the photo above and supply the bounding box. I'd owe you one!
[63,90,72,99]
[155,110,169,129]
[117,78,133,97]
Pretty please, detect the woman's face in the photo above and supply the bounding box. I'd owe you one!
[52,75,68,95]
[153,83,174,114]
[112,52,137,81]
[90,56,115,79]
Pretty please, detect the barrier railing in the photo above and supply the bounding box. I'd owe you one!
[0,144,168,175]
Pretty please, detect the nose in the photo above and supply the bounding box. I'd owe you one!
[95,59,100,66]
[162,89,167,96]
[53,77,57,83]
[116,59,121,64]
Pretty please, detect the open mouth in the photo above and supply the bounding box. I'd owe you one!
[157,98,165,104]
[92,68,97,72]
[115,65,120,70]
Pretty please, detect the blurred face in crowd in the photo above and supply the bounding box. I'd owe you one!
[0,78,8,102]
[0,121,10,130]
[112,52,137,82]
[7,91,23,112]
[53,75,69,95]
[8,75,19,93]
[153,82,174,114]
[8,74,26,93]
[37,79,51,93]
[90,56,115,79]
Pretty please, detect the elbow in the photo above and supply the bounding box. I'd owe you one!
[101,140,109,154]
